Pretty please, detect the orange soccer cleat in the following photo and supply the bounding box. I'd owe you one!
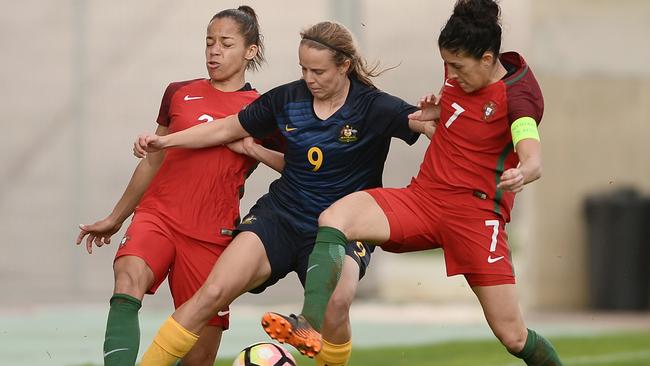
[261,312,322,358]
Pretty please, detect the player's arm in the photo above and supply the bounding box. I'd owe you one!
[77,125,168,253]
[253,146,285,173]
[226,137,285,173]
[134,114,249,157]
[408,119,438,140]
[497,117,542,193]
[408,92,440,139]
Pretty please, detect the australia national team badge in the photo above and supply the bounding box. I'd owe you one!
[241,215,257,225]
[483,101,497,121]
[338,124,358,143]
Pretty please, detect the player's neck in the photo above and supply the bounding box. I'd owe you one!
[313,77,350,118]
[489,59,508,84]
[209,74,247,92]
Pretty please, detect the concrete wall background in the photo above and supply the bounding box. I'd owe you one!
[523,0,650,309]
[1,0,648,311]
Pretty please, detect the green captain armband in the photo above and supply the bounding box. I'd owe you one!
[511,117,540,150]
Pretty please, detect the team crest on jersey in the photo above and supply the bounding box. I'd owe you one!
[482,101,497,121]
[241,215,257,225]
[338,124,358,143]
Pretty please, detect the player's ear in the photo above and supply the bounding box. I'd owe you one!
[339,58,352,75]
[245,44,258,61]
[481,51,494,66]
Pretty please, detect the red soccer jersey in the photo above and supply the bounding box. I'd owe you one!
[412,52,544,222]
[136,79,260,244]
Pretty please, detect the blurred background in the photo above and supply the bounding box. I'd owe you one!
[1,0,649,364]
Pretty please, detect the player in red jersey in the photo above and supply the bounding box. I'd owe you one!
[76,7,283,366]
[266,1,564,365]
[133,21,437,366]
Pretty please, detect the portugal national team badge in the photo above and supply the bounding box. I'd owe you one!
[482,101,497,121]
[338,124,358,143]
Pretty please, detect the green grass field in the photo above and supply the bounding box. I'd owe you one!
[214,331,650,366]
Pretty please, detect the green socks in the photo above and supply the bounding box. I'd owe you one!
[103,293,142,366]
[510,329,564,366]
[301,226,347,331]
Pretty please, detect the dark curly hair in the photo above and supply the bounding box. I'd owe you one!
[438,0,502,60]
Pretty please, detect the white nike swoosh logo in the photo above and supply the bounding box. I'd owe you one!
[217,310,230,316]
[307,264,319,272]
[104,348,129,358]
[487,255,504,264]
[445,79,454,87]
[184,95,203,101]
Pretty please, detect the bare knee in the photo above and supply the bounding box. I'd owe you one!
[473,285,528,353]
[494,326,528,353]
[318,193,363,235]
[318,192,388,242]
[195,282,229,314]
[113,256,153,297]
[318,205,345,231]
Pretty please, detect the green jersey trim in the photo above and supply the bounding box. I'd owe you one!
[494,143,514,214]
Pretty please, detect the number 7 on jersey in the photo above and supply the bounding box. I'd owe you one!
[445,102,465,128]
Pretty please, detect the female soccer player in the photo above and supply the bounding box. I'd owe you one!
[269,1,565,365]
[132,21,433,366]
[76,7,283,366]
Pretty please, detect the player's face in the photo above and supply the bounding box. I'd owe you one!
[205,18,257,83]
[299,44,351,101]
[440,48,495,93]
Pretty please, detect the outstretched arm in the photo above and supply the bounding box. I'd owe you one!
[408,92,440,139]
[77,125,167,253]
[134,114,249,157]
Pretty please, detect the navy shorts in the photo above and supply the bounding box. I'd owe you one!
[236,206,373,294]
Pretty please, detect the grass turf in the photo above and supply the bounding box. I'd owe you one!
[214,331,650,366]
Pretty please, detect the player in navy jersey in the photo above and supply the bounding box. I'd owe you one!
[270,1,564,365]
[134,21,434,366]
[76,7,284,366]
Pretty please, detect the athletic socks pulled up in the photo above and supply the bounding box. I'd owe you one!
[301,226,347,331]
[103,293,142,366]
[510,328,564,366]
[315,339,352,366]
[140,316,199,366]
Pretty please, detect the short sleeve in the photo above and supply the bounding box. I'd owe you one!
[259,128,287,153]
[238,87,282,139]
[372,93,420,145]
[156,82,183,126]
[506,72,544,126]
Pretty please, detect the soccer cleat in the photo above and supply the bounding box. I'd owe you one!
[261,312,322,358]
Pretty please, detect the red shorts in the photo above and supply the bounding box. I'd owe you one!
[366,186,515,287]
[116,212,230,328]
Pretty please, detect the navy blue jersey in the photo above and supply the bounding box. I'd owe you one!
[239,77,418,232]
